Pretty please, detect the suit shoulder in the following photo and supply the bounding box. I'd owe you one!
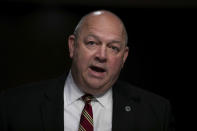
[115,80,170,105]
[0,75,65,101]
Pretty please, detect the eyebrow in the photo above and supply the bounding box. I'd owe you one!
[86,34,122,45]
[85,34,100,41]
[108,40,122,45]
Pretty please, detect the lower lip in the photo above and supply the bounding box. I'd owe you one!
[88,68,106,78]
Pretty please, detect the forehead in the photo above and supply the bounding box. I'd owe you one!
[80,14,124,41]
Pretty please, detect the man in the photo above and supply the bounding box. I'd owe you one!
[0,10,174,131]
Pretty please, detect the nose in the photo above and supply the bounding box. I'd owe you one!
[95,45,107,63]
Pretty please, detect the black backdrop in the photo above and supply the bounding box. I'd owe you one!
[1,1,197,130]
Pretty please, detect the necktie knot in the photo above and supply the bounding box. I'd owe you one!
[82,94,93,104]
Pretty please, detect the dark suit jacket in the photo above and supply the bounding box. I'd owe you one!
[0,74,175,131]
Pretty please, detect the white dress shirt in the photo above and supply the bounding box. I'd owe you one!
[64,71,113,131]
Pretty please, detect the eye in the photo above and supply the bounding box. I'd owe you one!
[109,45,120,52]
[87,41,96,45]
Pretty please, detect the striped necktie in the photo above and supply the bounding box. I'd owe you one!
[79,94,94,131]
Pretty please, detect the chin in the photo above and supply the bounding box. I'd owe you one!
[85,87,108,96]
[85,82,110,94]
[87,83,103,89]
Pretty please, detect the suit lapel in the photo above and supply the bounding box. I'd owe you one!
[40,75,66,131]
[112,81,141,131]
[39,74,140,131]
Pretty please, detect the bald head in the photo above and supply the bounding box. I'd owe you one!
[68,10,129,95]
[74,10,128,45]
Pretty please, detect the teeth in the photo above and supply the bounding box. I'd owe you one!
[90,66,105,72]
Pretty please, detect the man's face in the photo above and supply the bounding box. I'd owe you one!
[68,14,129,95]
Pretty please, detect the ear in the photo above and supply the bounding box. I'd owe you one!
[68,35,76,58]
[122,46,129,68]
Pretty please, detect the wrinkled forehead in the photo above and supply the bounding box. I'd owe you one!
[84,11,124,29]
[74,10,128,45]
[83,13,125,37]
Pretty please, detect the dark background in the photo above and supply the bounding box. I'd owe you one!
[1,0,197,130]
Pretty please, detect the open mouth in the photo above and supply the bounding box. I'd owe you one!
[90,65,106,73]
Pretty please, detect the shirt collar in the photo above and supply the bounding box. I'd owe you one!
[64,71,84,106]
[64,71,112,108]
[94,88,112,108]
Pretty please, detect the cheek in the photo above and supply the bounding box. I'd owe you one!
[75,48,93,69]
[108,57,123,72]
